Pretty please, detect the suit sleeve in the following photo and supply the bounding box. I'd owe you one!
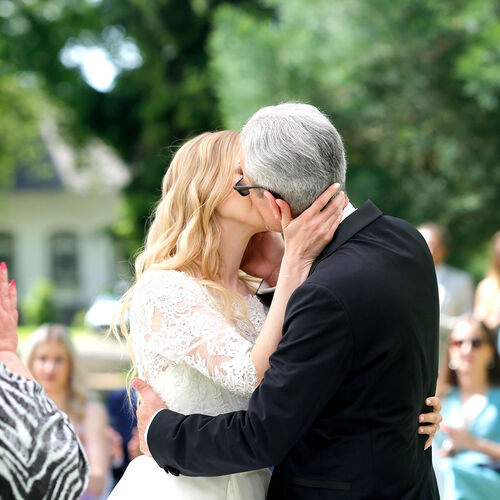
[147,282,354,476]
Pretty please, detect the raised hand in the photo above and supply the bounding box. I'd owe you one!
[272,183,348,268]
[241,183,347,285]
[0,262,18,353]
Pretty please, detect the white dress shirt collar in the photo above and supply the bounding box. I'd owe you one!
[342,202,356,222]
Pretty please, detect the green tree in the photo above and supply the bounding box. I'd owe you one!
[210,0,500,272]
[0,75,48,186]
[21,279,56,326]
[0,0,265,255]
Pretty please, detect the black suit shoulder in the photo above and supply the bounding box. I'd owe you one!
[306,213,434,289]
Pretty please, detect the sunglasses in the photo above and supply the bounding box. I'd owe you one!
[450,338,487,349]
[233,178,283,200]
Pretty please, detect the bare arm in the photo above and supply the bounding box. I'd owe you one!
[472,437,500,460]
[83,401,110,497]
[474,280,500,330]
[0,262,34,379]
[441,423,500,460]
[0,351,33,380]
[251,185,346,382]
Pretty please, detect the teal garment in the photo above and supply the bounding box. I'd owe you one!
[436,387,500,500]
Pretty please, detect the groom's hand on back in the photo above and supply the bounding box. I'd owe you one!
[131,378,168,458]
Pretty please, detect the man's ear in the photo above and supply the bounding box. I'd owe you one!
[263,190,282,221]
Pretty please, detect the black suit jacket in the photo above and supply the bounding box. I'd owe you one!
[147,201,440,499]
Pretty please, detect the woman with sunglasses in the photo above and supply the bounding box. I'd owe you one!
[436,316,500,499]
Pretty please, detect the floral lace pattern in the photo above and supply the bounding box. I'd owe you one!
[130,270,268,416]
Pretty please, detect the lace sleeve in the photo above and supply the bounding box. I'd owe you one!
[131,270,258,398]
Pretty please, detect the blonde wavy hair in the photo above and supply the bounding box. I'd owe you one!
[112,130,257,382]
[23,323,90,423]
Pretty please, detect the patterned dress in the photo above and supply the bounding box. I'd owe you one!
[0,362,88,499]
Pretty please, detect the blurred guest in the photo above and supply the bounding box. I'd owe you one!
[127,426,142,461]
[436,316,500,500]
[475,231,500,341]
[418,222,474,365]
[23,324,112,499]
[106,387,140,484]
[0,263,89,499]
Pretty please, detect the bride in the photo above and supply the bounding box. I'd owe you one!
[108,130,347,499]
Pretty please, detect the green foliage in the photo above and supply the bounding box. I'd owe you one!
[21,279,56,326]
[0,75,50,186]
[0,0,263,253]
[72,307,88,328]
[209,0,500,269]
[1,0,498,273]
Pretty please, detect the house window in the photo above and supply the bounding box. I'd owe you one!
[51,232,78,286]
[0,233,14,274]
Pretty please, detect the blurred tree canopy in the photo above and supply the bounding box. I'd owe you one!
[0,0,264,254]
[0,75,48,185]
[1,0,499,273]
[210,0,500,272]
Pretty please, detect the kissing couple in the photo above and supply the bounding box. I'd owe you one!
[108,103,442,500]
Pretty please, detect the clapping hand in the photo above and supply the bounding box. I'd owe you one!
[440,424,476,453]
[0,262,18,353]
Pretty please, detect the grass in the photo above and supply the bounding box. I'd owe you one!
[17,325,93,342]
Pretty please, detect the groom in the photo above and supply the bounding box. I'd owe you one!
[133,103,441,499]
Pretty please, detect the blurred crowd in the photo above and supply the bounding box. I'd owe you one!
[2,225,499,500]
[20,324,141,499]
[418,225,500,500]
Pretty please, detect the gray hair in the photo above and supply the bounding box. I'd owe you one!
[242,102,347,214]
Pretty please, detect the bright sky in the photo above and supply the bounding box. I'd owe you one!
[60,39,142,92]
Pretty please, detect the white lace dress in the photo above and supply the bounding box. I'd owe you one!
[108,270,271,500]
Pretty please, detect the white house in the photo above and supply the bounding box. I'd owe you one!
[0,121,131,323]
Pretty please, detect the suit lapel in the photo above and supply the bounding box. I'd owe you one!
[309,200,383,275]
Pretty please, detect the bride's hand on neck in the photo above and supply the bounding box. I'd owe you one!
[241,184,347,286]
[277,184,347,276]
